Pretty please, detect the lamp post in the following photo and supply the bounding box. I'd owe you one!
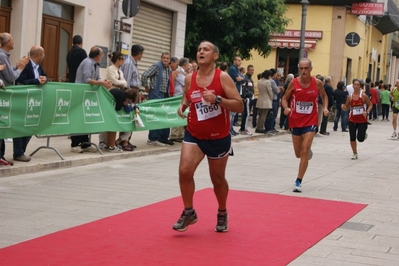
[299,0,310,60]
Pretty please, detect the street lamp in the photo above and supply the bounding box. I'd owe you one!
[299,0,310,60]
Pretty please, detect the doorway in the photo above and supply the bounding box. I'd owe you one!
[41,1,74,82]
[0,0,12,33]
[277,48,299,78]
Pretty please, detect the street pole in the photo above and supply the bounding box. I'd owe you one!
[299,0,309,60]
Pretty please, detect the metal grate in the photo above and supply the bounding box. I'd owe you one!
[339,222,374,232]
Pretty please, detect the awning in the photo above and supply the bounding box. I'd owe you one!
[268,38,317,50]
[374,0,399,35]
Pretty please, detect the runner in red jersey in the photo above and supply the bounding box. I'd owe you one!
[185,69,230,139]
[173,41,243,233]
[341,79,372,160]
[281,58,329,193]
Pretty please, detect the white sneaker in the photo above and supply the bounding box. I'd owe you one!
[147,140,165,146]
[99,142,107,149]
[239,129,253,136]
[293,181,302,192]
[108,146,123,153]
[82,146,98,153]
[351,153,358,160]
[71,147,83,153]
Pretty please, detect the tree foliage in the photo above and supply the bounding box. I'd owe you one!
[184,0,290,62]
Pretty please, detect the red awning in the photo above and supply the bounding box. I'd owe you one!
[268,38,317,50]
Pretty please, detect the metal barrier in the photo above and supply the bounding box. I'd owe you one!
[29,134,103,160]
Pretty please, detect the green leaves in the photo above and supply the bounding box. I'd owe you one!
[184,0,291,60]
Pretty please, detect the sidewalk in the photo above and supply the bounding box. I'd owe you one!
[0,125,276,178]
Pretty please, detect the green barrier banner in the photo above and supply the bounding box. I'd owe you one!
[0,83,186,139]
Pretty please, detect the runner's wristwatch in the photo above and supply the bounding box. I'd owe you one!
[215,95,222,104]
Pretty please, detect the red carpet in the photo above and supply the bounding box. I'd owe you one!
[0,189,366,266]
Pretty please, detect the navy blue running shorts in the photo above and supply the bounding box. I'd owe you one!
[291,125,317,136]
[183,130,233,159]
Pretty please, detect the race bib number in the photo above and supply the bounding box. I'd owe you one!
[395,101,399,108]
[352,106,364,115]
[295,102,313,114]
[195,102,221,121]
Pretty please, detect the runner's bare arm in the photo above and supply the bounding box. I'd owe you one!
[341,96,351,111]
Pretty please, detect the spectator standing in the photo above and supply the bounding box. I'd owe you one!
[119,44,145,150]
[264,70,280,135]
[239,65,254,135]
[0,32,29,166]
[228,56,245,136]
[333,81,349,132]
[141,52,173,146]
[380,85,390,121]
[369,82,379,121]
[169,57,190,142]
[73,46,112,153]
[66,35,87,83]
[14,45,48,162]
[319,76,334,135]
[250,73,261,128]
[255,70,273,133]
[279,73,294,130]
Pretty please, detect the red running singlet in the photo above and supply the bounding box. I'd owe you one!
[349,92,367,124]
[185,68,230,140]
[288,77,319,128]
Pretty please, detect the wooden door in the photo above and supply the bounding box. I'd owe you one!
[41,15,73,81]
[0,6,12,33]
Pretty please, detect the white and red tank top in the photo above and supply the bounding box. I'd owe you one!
[288,77,319,128]
[349,92,367,123]
[185,68,230,139]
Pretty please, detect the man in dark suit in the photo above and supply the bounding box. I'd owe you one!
[66,35,87,83]
[14,45,48,162]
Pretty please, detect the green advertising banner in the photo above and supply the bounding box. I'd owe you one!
[0,83,186,139]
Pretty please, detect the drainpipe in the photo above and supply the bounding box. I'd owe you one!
[111,0,119,53]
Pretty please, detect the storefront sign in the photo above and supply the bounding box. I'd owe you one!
[351,2,384,16]
[269,39,317,50]
[271,30,323,39]
[114,20,132,33]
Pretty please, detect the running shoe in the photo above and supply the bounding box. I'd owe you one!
[293,180,302,193]
[215,212,229,232]
[351,153,358,160]
[392,132,397,138]
[172,209,198,232]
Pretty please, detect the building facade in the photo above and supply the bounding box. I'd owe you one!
[0,0,192,82]
[243,0,399,87]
